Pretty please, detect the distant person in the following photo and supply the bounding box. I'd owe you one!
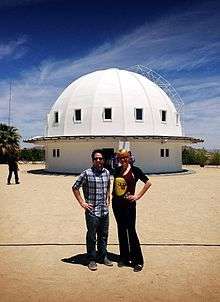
[112,149,151,272]
[112,152,119,169]
[7,153,20,185]
[128,151,135,165]
[72,149,113,271]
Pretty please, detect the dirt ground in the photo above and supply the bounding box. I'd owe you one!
[0,163,220,302]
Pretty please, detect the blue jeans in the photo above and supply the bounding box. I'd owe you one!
[85,211,109,261]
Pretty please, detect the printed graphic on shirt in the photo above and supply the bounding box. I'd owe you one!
[114,177,127,197]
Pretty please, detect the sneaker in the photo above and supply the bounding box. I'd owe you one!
[133,264,143,272]
[103,257,113,267]
[88,261,97,271]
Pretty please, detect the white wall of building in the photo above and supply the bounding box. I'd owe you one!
[45,140,119,173]
[130,141,182,173]
[44,139,183,174]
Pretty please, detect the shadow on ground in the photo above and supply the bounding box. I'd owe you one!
[27,169,80,176]
[61,252,119,266]
[27,168,193,177]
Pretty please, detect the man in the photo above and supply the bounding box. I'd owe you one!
[7,153,20,185]
[128,151,135,166]
[72,149,113,271]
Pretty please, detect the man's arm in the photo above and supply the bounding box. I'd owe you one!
[72,187,93,210]
[72,171,93,211]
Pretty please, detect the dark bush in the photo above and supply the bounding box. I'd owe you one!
[20,148,45,162]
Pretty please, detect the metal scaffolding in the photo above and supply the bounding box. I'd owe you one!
[128,64,184,114]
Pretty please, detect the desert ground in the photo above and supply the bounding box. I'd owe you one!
[0,163,220,302]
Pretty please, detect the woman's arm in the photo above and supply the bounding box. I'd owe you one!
[127,180,152,202]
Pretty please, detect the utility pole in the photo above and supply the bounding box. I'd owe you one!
[8,81,12,126]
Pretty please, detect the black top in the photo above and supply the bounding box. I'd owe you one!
[7,156,18,171]
[112,165,149,199]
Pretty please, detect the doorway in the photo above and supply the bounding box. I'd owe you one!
[102,148,114,172]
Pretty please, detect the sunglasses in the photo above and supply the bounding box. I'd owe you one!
[119,156,128,160]
[94,157,104,161]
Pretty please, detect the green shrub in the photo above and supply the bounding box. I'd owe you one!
[182,147,208,166]
[209,152,220,166]
[20,148,45,161]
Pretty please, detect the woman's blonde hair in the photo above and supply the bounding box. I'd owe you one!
[117,149,129,158]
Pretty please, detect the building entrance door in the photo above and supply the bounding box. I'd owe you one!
[102,148,114,172]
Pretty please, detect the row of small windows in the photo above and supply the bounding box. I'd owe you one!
[52,148,169,158]
[54,109,180,124]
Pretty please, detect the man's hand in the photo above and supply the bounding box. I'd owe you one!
[73,187,93,211]
[80,201,93,211]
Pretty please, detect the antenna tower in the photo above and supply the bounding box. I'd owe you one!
[8,81,12,126]
[128,64,184,113]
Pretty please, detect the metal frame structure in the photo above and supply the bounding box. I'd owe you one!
[128,65,184,114]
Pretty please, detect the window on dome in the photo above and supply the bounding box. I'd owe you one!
[161,110,167,122]
[166,149,169,157]
[74,109,81,123]
[54,111,59,123]
[160,149,164,157]
[135,108,143,121]
[104,108,112,121]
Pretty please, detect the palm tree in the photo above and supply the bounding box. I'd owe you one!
[0,123,21,159]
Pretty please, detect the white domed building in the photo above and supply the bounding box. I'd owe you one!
[26,67,202,173]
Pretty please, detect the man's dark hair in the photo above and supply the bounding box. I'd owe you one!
[91,149,104,160]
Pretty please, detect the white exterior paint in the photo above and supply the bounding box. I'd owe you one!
[46,68,182,137]
[44,139,183,174]
[45,140,119,173]
[27,68,199,174]
[130,141,182,173]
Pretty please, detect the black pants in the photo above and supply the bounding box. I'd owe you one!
[85,211,109,261]
[7,169,19,184]
[112,199,143,266]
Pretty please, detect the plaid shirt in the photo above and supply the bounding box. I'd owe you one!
[73,166,110,217]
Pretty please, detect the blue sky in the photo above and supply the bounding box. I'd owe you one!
[0,0,219,149]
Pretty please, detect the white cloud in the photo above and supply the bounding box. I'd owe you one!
[184,97,220,149]
[0,36,28,60]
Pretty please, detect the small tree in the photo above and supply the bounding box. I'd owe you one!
[182,147,197,164]
[20,148,45,161]
[196,149,208,167]
[209,152,220,166]
[182,147,209,166]
[0,123,21,162]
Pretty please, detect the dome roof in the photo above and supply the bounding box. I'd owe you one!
[46,68,182,137]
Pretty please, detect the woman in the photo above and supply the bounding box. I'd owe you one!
[112,149,151,272]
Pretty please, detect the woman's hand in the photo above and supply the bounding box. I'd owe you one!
[126,194,139,202]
